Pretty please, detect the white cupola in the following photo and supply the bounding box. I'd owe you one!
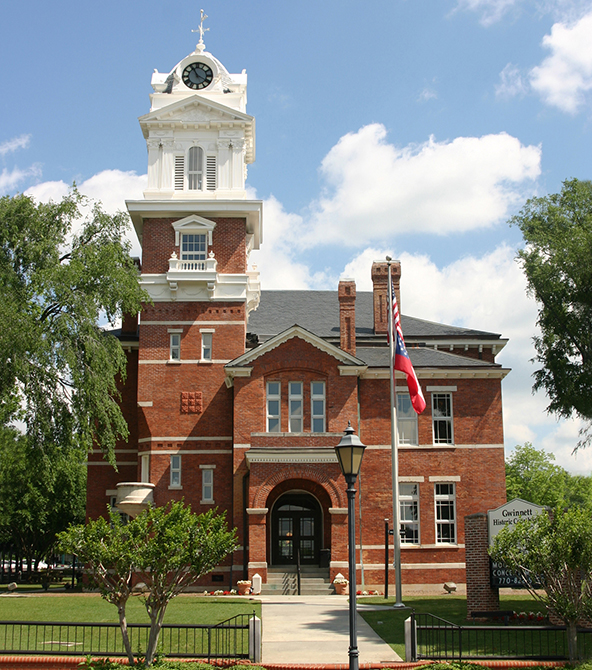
[140,16,254,201]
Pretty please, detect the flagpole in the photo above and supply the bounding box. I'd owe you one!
[387,258,404,608]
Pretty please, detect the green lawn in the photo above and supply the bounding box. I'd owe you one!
[358,594,555,660]
[0,593,261,625]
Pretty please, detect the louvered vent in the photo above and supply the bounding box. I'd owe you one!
[174,155,185,190]
[206,156,217,191]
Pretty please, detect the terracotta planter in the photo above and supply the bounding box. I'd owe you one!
[237,581,251,595]
[334,582,348,595]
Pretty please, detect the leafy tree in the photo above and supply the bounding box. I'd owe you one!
[490,506,592,662]
[0,425,85,572]
[59,502,238,666]
[0,191,147,463]
[506,443,592,509]
[511,179,592,438]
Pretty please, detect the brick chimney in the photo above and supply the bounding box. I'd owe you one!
[338,279,356,356]
[121,312,139,336]
[372,261,401,335]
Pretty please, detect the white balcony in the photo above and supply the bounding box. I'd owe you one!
[115,482,155,518]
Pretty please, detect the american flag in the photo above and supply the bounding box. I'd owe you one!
[388,283,426,415]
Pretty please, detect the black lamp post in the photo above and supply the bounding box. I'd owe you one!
[334,423,366,670]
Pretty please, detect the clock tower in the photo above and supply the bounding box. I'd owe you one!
[110,16,262,518]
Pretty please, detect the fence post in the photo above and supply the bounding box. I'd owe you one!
[249,613,262,663]
[405,614,417,662]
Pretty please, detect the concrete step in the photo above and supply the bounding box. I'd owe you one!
[261,567,334,595]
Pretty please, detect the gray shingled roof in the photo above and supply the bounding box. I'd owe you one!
[356,346,501,369]
[248,291,501,341]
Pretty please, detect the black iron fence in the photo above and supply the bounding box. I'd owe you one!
[410,612,592,661]
[0,613,254,660]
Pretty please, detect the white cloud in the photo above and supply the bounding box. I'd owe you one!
[250,195,333,289]
[496,63,528,98]
[453,0,523,25]
[25,170,147,256]
[0,165,42,194]
[418,88,438,102]
[530,10,592,113]
[0,134,31,156]
[303,125,540,245]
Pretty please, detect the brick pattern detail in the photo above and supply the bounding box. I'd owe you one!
[180,391,203,414]
[371,261,401,334]
[465,513,500,617]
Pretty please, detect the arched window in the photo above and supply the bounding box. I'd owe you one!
[187,146,203,190]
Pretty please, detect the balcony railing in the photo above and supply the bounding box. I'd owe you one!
[168,251,217,273]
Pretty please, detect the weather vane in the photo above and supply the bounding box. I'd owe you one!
[192,9,209,50]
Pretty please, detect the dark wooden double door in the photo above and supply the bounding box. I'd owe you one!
[271,493,321,566]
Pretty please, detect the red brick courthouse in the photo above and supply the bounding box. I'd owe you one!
[86,36,509,591]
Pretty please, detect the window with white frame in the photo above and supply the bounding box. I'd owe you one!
[432,393,453,444]
[170,455,182,488]
[311,381,326,433]
[399,483,420,544]
[201,331,213,361]
[170,333,181,361]
[201,467,214,503]
[397,393,418,445]
[180,233,207,269]
[266,381,281,432]
[141,454,150,483]
[289,382,303,432]
[435,483,456,544]
[187,146,204,190]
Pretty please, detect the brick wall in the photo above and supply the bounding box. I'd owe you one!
[465,513,500,616]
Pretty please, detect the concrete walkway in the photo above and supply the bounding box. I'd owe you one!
[260,595,402,665]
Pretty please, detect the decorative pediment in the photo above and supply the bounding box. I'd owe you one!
[224,326,367,387]
[172,215,216,246]
[140,94,253,128]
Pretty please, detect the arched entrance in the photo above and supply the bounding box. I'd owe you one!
[271,492,322,566]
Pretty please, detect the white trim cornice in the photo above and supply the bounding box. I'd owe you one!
[245,447,338,466]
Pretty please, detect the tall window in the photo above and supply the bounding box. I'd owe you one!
[170,455,182,488]
[187,146,203,190]
[267,381,281,432]
[399,483,420,544]
[397,393,418,445]
[181,233,207,269]
[289,382,303,432]
[201,467,214,503]
[140,454,150,483]
[311,381,326,433]
[435,483,456,544]
[432,393,453,444]
[170,333,181,360]
[201,332,212,361]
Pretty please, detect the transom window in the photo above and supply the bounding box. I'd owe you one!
[432,393,453,444]
[435,483,456,544]
[267,381,281,432]
[311,382,325,433]
[397,393,418,445]
[399,483,420,544]
[289,382,303,432]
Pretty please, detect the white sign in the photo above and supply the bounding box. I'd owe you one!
[487,498,546,545]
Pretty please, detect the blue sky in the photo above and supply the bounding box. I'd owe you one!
[2,0,592,472]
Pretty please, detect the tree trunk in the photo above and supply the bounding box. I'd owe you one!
[145,605,169,666]
[117,604,135,665]
[567,621,578,663]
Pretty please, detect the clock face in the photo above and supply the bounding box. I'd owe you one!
[182,62,214,90]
